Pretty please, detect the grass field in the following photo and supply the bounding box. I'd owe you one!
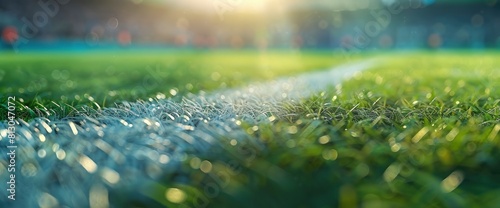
[115,51,499,208]
[186,51,500,207]
[1,50,499,207]
[0,50,356,120]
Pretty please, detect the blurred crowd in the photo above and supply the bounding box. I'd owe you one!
[1,0,499,50]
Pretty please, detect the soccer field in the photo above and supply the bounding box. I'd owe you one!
[0,50,355,120]
[154,51,499,208]
[0,50,499,207]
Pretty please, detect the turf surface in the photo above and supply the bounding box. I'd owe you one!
[121,51,500,207]
[0,50,353,120]
[1,50,499,207]
[212,51,500,207]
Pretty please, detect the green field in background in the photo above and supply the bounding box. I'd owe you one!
[0,50,355,120]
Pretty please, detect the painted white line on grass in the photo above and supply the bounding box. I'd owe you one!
[213,58,376,101]
[195,58,378,119]
[0,59,378,207]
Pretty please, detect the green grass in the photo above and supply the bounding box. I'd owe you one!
[0,50,354,120]
[1,50,499,207]
[116,51,500,207]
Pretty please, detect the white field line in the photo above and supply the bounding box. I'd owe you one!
[194,58,377,120]
[0,59,378,207]
[213,58,375,101]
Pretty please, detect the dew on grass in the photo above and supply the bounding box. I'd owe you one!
[383,163,401,182]
[170,89,178,96]
[69,122,78,135]
[101,168,120,185]
[143,119,153,126]
[391,143,401,152]
[287,126,298,134]
[268,116,276,122]
[37,149,46,158]
[411,127,430,143]
[107,91,117,97]
[441,171,464,193]
[52,143,60,152]
[357,92,364,99]
[251,126,259,131]
[426,93,432,99]
[56,149,66,160]
[79,155,98,173]
[38,134,46,142]
[165,188,186,204]
[159,154,170,164]
[322,149,338,160]
[190,157,201,169]
[318,135,330,144]
[246,127,255,134]
[40,121,53,133]
[200,160,212,173]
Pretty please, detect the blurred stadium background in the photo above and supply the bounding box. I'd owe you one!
[1,1,500,207]
[1,0,499,51]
